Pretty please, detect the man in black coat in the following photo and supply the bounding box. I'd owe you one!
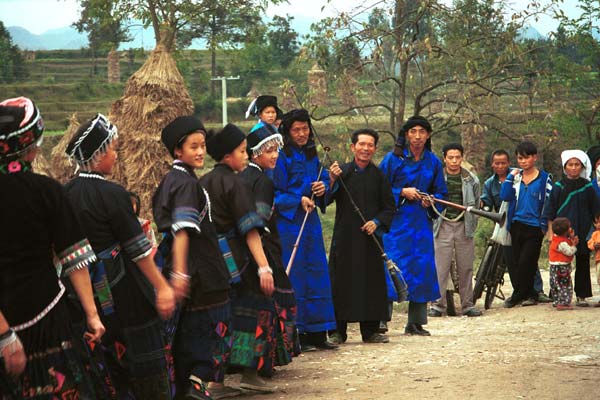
[327,128,396,344]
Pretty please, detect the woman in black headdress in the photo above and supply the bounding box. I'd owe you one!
[240,124,300,372]
[64,114,175,399]
[0,97,104,398]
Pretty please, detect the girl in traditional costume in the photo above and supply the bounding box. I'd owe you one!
[246,95,281,133]
[0,97,104,399]
[64,114,175,399]
[152,116,234,400]
[200,124,277,394]
[239,124,300,373]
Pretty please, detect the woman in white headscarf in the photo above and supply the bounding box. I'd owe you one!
[543,150,600,306]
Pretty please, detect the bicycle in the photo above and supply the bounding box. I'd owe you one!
[473,238,508,309]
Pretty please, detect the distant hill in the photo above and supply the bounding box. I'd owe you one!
[7,14,316,51]
[8,26,88,50]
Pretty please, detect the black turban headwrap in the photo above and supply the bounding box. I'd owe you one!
[395,115,432,151]
[279,109,317,158]
[206,123,246,161]
[161,116,206,158]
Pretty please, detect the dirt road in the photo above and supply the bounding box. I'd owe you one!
[229,291,600,400]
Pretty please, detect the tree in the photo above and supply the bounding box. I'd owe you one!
[549,0,600,143]
[267,15,299,68]
[304,0,548,139]
[178,0,265,96]
[0,21,27,83]
[75,0,131,52]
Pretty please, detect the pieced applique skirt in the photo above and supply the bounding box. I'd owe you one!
[0,299,98,400]
[172,299,232,386]
[228,292,281,375]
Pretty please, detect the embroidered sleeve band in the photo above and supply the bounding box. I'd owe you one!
[255,202,273,222]
[236,211,265,236]
[122,232,153,262]
[58,238,98,276]
[171,206,201,234]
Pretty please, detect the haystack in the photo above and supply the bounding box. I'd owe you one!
[108,43,194,219]
[50,114,81,184]
[32,152,54,178]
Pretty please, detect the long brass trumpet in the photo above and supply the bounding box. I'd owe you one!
[416,190,506,227]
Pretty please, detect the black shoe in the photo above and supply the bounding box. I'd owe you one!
[428,308,443,317]
[503,297,521,308]
[186,375,213,400]
[315,340,338,350]
[363,333,390,343]
[404,323,430,336]
[415,324,431,336]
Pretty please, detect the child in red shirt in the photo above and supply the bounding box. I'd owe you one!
[549,217,578,310]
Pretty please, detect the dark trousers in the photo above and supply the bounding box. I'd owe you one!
[335,320,379,341]
[504,244,544,294]
[574,241,592,298]
[509,221,544,302]
[300,331,328,346]
[407,302,427,325]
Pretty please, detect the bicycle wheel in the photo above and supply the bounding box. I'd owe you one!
[484,283,497,309]
[473,244,494,302]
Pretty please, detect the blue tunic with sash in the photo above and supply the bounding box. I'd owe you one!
[379,148,447,303]
[272,145,336,334]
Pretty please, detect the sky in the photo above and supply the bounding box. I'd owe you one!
[0,0,584,36]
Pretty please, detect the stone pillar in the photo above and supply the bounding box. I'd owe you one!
[108,49,120,84]
[308,63,327,108]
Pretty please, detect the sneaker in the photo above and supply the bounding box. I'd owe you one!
[576,297,590,307]
[378,321,388,333]
[187,375,213,400]
[240,374,278,394]
[503,297,521,308]
[301,343,316,352]
[462,308,482,317]
[537,292,552,303]
[428,308,443,317]
[556,304,574,311]
[328,332,346,345]
[521,298,538,307]
[363,333,390,343]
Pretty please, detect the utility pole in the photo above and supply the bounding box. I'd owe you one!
[211,76,240,126]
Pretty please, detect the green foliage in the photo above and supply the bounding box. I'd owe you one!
[0,21,27,83]
[75,0,131,52]
[267,15,299,68]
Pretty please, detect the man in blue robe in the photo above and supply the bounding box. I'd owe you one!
[380,116,447,336]
[272,109,337,351]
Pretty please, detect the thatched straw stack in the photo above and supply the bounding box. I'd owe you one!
[50,114,80,184]
[109,43,193,219]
